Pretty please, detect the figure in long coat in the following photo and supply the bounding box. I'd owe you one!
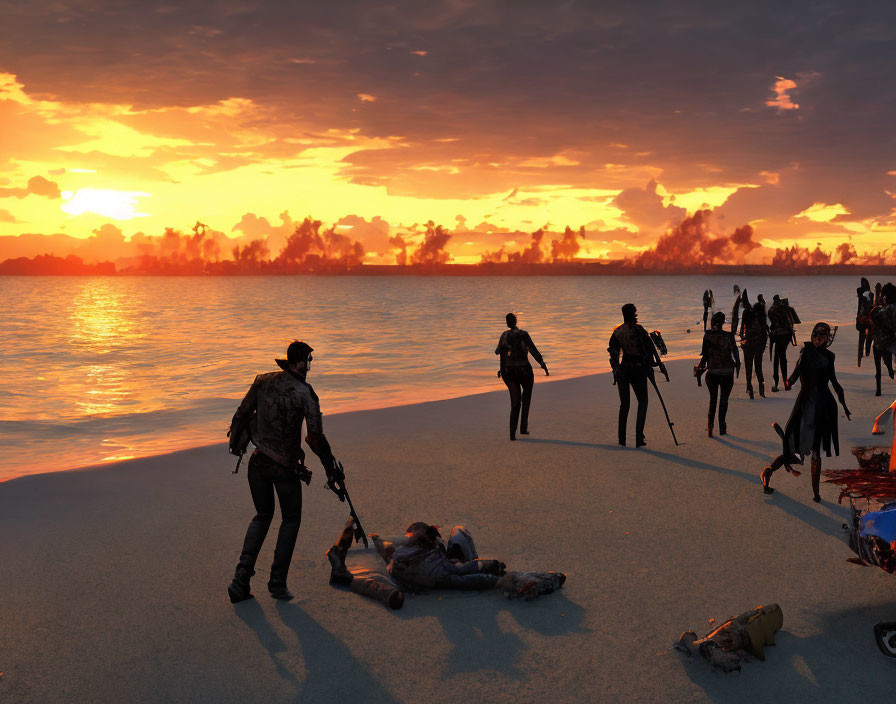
[761,323,851,502]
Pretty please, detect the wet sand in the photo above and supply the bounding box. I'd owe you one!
[2,336,895,702]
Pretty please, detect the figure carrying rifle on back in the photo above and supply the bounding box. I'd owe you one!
[608,303,670,447]
[227,340,361,603]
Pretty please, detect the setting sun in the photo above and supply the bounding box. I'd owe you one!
[60,188,151,220]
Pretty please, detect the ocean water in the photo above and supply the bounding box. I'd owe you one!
[0,274,876,481]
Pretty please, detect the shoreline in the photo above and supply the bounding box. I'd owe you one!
[4,357,707,484]
[0,338,855,484]
[0,367,620,485]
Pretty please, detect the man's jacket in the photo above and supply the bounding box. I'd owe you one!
[231,370,324,467]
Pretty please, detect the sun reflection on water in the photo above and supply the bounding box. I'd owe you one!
[68,281,145,417]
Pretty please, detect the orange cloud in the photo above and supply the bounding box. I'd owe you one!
[795,202,851,222]
[0,175,61,199]
[766,76,799,110]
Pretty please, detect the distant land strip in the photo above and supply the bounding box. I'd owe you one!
[3,254,896,276]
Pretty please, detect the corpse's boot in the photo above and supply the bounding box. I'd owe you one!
[326,545,354,586]
[759,382,766,398]
[349,574,404,610]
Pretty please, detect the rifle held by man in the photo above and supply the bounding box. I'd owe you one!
[324,460,369,548]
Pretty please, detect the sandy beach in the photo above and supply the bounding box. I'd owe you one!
[2,336,895,703]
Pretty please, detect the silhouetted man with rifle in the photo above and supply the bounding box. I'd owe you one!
[609,303,669,447]
[227,340,357,603]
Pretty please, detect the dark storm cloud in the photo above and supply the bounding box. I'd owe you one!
[2,1,895,215]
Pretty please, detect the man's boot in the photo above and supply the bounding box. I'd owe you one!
[707,420,714,438]
[719,418,727,436]
[759,381,766,398]
[268,583,294,601]
[227,568,254,604]
[747,384,754,400]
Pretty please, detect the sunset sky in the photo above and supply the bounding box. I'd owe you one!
[1,1,895,264]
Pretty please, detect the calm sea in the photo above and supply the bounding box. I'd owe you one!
[0,274,874,481]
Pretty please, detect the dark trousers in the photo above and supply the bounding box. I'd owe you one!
[706,373,734,429]
[503,366,534,433]
[874,346,895,395]
[743,345,764,390]
[617,367,648,444]
[771,334,790,386]
[433,560,502,590]
[235,451,303,588]
[858,329,872,365]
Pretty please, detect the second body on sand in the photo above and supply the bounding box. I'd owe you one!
[496,313,548,440]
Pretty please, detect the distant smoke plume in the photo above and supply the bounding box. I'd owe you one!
[277,217,326,264]
[479,245,506,263]
[835,241,857,265]
[478,226,588,264]
[507,229,546,264]
[232,239,270,266]
[550,226,585,262]
[389,233,409,265]
[628,210,760,269]
[771,243,831,267]
[410,221,452,265]
[275,217,365,268]
[110,216,366,273]
[124,221,228,273]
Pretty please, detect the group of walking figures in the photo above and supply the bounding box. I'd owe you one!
[698,282,896,501]
[505,281,896,505]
